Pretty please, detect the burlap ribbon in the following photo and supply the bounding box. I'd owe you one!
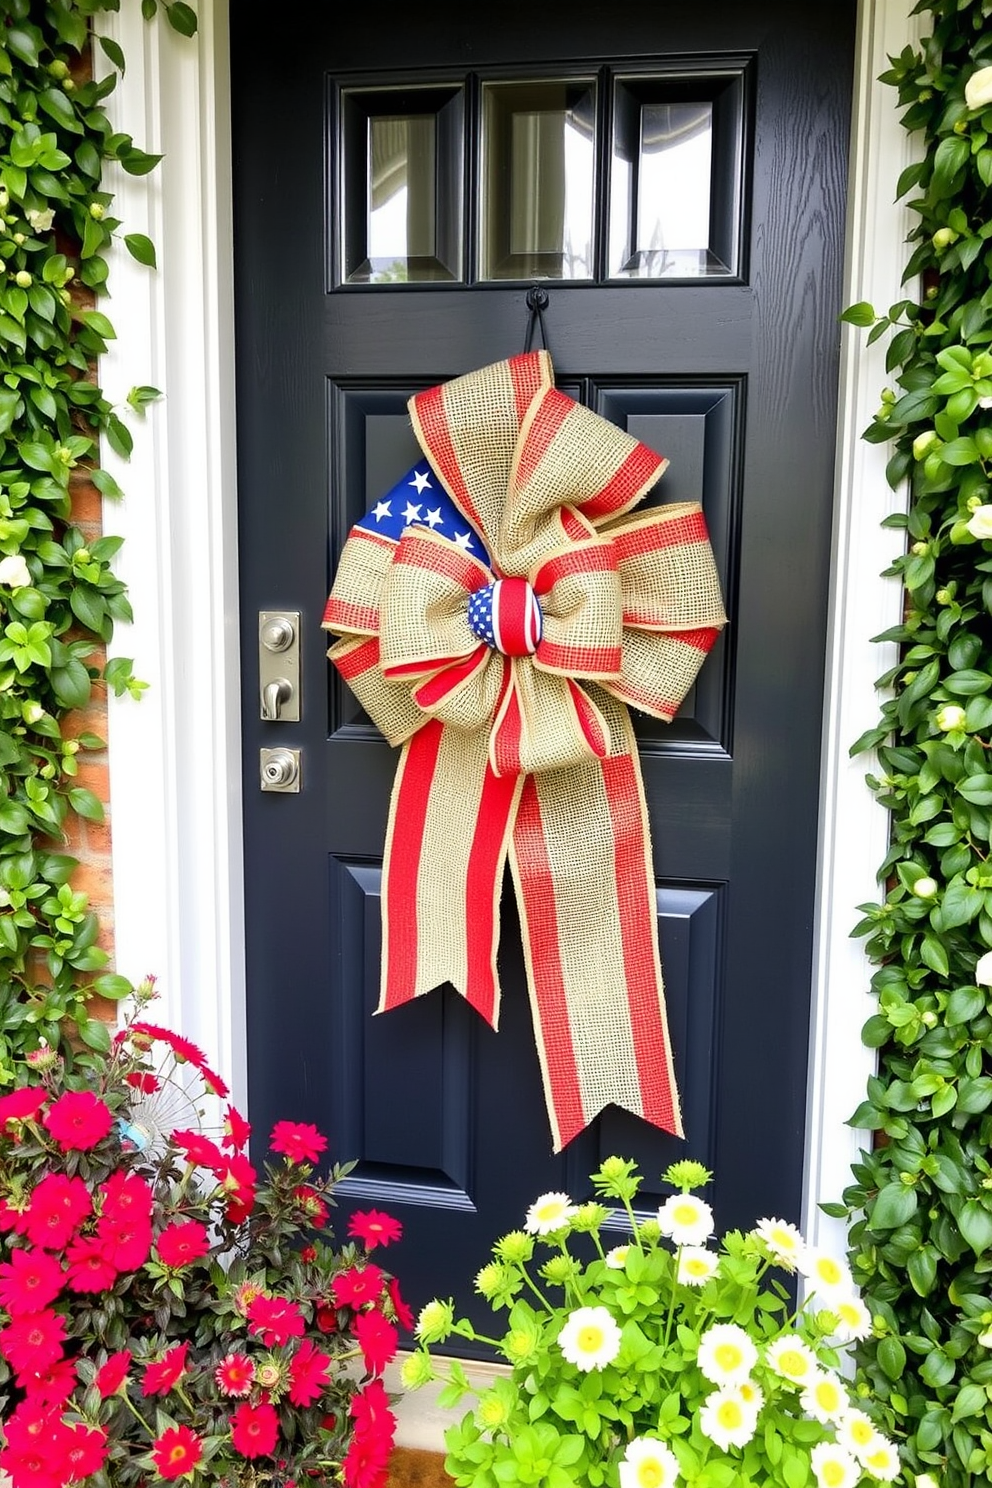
[323,351,726,1151]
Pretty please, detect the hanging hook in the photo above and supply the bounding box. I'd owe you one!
[523,284,550,354]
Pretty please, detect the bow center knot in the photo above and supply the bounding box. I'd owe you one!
[467,578,543,657]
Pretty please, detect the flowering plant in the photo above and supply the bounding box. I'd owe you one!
[404,1158,900,1488]
[0,988,408,1488]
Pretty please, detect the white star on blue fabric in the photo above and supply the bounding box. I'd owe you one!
[409,469,432,495]
[424,507,443,529]
[372,500,391,522]
[356,462,491,567]
[453,531,474,551]
[402,501,422,524]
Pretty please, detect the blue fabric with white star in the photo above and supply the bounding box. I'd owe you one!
[358,462,492,569]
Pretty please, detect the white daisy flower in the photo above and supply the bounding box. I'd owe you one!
[811,1442,861,1488]
[698,1386,759,1450]
[618,1437,681,1488]
[657,1193,714,1247]
[738,1378,764,1413]
[677,1247,719,1287]
[861,1439,900,1482]
[697,1323,758,1385]
[798,1245,853,1297]
[605,1245,630,1270]
[557,1305,622,1372]
[753,1217,804,1270]
[830,1293,872,1342]
[801,1369,850,1424]
[765,1335,818,1385]
[836,1409,880,1462]
[524,1191,577,1235]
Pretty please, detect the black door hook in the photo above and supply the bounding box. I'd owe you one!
[523,285,550,354]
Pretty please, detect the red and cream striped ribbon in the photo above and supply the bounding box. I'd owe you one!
[324,351,726,1151]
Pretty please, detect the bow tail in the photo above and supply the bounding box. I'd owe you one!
[509,709,682,1153]
[379,720,522,1028]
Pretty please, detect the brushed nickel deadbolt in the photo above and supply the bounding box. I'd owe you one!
[259,610,301,721]
[260,747,301,793]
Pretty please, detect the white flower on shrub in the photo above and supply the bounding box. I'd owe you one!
[810,1442,861,1488]
[619,1437,681,1488]
[696,1322,757,1384]
[975,950,992,986]
[524,1191,577,1235]
[765,1334,818,1385]
[677,1246,718,1286]
[557,1305,621,1371]
[801,1369,850,1423]
[698,1385,759,1450]
[604,1245,629,1270]
[657,1192,714,1246]
[829,1292,872,1342]
[836,1409,880,1462]
[965,65,992,109]
[26,207,55,233]
[0,554,30,589]
[797,1245,852,1297]
[753,1216,804,1269]
[966,503,992,539]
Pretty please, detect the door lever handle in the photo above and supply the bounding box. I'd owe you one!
[261,678,293,721]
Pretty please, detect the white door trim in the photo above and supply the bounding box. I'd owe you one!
[97,0,917,1251]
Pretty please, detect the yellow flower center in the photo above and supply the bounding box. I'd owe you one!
[716,1400,743,1429]
[850,1420,873,1446]
[578,1325,604,1353]
[536,1201,563,1222]
[771,1227,796,1249]
[816,1382,841,1412]
[822,1461,845,1488]
[816,1258,843,1285]
[715,1342,743,1371]
[636,1462,664,1488]
[673,1202,698,1225]
[837,1302,859,1325]
[866,1450,889,1471]
[687,1258,708,1275]
[779,1349,809,1377]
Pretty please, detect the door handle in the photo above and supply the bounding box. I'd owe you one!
[259,610,301,722]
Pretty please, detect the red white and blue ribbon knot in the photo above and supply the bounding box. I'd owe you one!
[324,350,726,1151]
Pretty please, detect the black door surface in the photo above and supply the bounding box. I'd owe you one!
[231,1,856,1321]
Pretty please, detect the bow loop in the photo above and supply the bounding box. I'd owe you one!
[379,528,489,679]
[532,538,623,679]
[491,665,609,779]
[608,505,726,634]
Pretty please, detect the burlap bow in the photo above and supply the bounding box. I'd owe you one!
[324,351,726,1151]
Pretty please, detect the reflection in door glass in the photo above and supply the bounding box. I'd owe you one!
[481,81,595,280]
[367,116,437,274]
[611,93,725,278]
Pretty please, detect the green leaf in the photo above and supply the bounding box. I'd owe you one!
[877,1335,907,1381]
[105,414,133,460]
[958,774,992,806]
[37,87,81,133]
[165,2,198,36]
[958,1199,992,1254]
[80,309,117,341]
[76,1016,111,1053]
[124,233,158,269]
[841,301,876,327]
[940,436,981,466]
[6,28,41,67]
[67,788,105,824]
[920,934,950,977]
[50,659,91,710]
[870,1182,918,1229]
[99,36,127,74]
[907,1246,938,1296]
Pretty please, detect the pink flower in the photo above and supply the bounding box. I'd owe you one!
[42,1090,113,1151]
[348,1209,402,1250]
[62,1424,108,1482]
[0,1088,47,1130]
[99,1171,154,1224]
[231,1400,280,1459]
[20,1357,76,1408]
[246,1293,305,1347]
[215,1352,255,1397]
[65,1235,118,1294]
[288,1338,332,1406]
[142,1342,189,1397]
[152,1425,203,1481]
[24,1174,91,1250]
[94,1350,131,1398]
[156,1219,211,1268]
[223,1104,251,1151]
[270,1120,327,1164]
[0,1247,65,1315]
[354,1309,398,1376]
[387,1276,415,1331]
[172,1128,225,1168]
[0,1309,67,1375]
[332,1264,384,1309]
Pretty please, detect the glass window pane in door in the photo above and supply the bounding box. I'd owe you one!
[480,80,595,281]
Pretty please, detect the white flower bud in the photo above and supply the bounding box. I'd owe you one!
[966,65,992,110]
[966,504,992,539]
[0,554,31,589]
[936,704,966,731]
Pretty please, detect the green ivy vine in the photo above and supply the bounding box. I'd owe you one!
[836,2,992,1482]
[0,0,194,1083]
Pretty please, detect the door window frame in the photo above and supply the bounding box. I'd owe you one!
[98,0,919,1261]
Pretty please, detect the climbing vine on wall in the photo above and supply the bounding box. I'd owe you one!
[837,2,992,1481]
[0,0,194,1083]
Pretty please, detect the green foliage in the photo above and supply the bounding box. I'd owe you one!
[0,0,195,1082]
[408,1160,897,1488]
[842,3,992,1482]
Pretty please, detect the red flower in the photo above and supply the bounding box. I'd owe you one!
[24,1174,91,1250]
[270,1120,327,1164]
[124,1071,160,1093]
[42,1090,113,1151]
[294,1184,329,1226]
[288,1338,332,1406]
[332,1264,384,1309]
[152,1425,203,1481]
[0,1197,31,1236]
[156,1219,211,1268]
[173,1128,225,1168]
[96,1214,153,1272]
[350,1377,394,1441]
[94,1349,131,1398]
[215,1351,254,1397]
[99,1171,154,1224]
[387,1276,415,1331]
[354,1309,398,1376]
[223,1103,251,1150]
[131,1022,209,1069]
[316,1305,338,1333]
[0,1407,66,1488]
[348,1209,402,1250]
[0,1088,47,1130]
[0,1246,65,1314]
[231,1400,280,1459]
[142,1341,189,1396]
[65,1235,119,1294]
[20,1356,76,1407]
[62,1424,108,1482]
[300,1244,317,1263]
[200,1065,229,1098]
[246,1293,305,1347]
[214,1152,257,1221]
[0,1309,67,1375]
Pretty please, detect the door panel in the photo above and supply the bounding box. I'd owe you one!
[231,0,856,1322]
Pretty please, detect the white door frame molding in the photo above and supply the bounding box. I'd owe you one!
[97,0,918,1221]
